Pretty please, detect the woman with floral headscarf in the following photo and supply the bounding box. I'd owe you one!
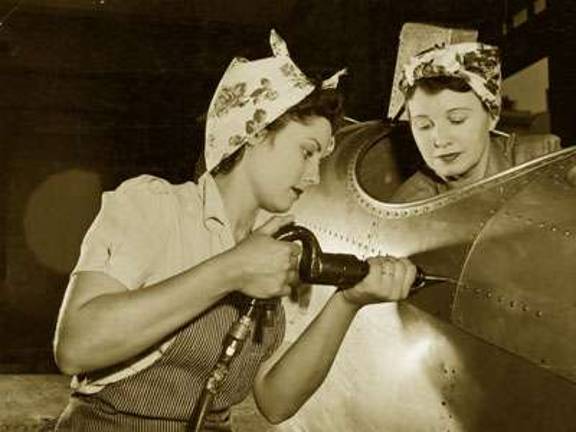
[391,42,561,203]
[53,30,417,431]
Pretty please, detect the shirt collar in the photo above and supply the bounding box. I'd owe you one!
[486,132,515,177]
[198,173,231,229]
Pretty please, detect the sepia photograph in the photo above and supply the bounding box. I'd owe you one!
[0,0,574,431]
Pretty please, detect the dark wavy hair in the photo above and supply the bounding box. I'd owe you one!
[404,75,472,100]
[211,86,344,176]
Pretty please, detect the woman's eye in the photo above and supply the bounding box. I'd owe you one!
[302,149,314,159]
[449,115,467,124]
[414,121,432,131]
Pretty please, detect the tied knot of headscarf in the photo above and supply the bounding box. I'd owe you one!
[204,29,347,173]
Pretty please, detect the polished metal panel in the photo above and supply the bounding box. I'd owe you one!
[453,158,576,382]
[277,121,576,432]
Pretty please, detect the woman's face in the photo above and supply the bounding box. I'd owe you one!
[407,86,494,181]
[246,115,332,213]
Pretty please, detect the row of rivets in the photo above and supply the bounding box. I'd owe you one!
[467,287,544,318]
[503,211,575,236]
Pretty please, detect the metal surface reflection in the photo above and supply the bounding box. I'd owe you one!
[277,121,576,432]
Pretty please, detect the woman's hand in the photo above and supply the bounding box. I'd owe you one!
[340,255,417,307]
[253,254,416,423]
[228,215,301,299]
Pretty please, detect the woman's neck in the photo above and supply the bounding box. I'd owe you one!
[213,170,259,242]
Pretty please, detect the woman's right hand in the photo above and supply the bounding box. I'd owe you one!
[228,215,301,299]
[339,255,416,307]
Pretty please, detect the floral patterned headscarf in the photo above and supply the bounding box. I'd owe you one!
[204,29,346,173]
[399,42,502,121]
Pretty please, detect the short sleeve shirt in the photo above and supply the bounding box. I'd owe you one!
[70,174,286,413]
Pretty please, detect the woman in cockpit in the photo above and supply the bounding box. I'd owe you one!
[390,42,560,203]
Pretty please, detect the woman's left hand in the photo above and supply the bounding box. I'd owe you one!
[340,255,417,307]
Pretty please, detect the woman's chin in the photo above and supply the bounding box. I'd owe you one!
[433,162,469,181]
[263,198,293,214]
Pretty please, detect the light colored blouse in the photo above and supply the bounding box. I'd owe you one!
[70,173,285,398]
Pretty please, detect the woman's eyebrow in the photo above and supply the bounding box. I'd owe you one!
[411,114,431,121]
[447,107,472,113]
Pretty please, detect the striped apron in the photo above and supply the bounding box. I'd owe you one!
[55,294,285,431]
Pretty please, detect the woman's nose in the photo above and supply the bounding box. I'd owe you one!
[432,126,452,149]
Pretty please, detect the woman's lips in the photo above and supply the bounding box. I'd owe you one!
[437,152,461,163]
